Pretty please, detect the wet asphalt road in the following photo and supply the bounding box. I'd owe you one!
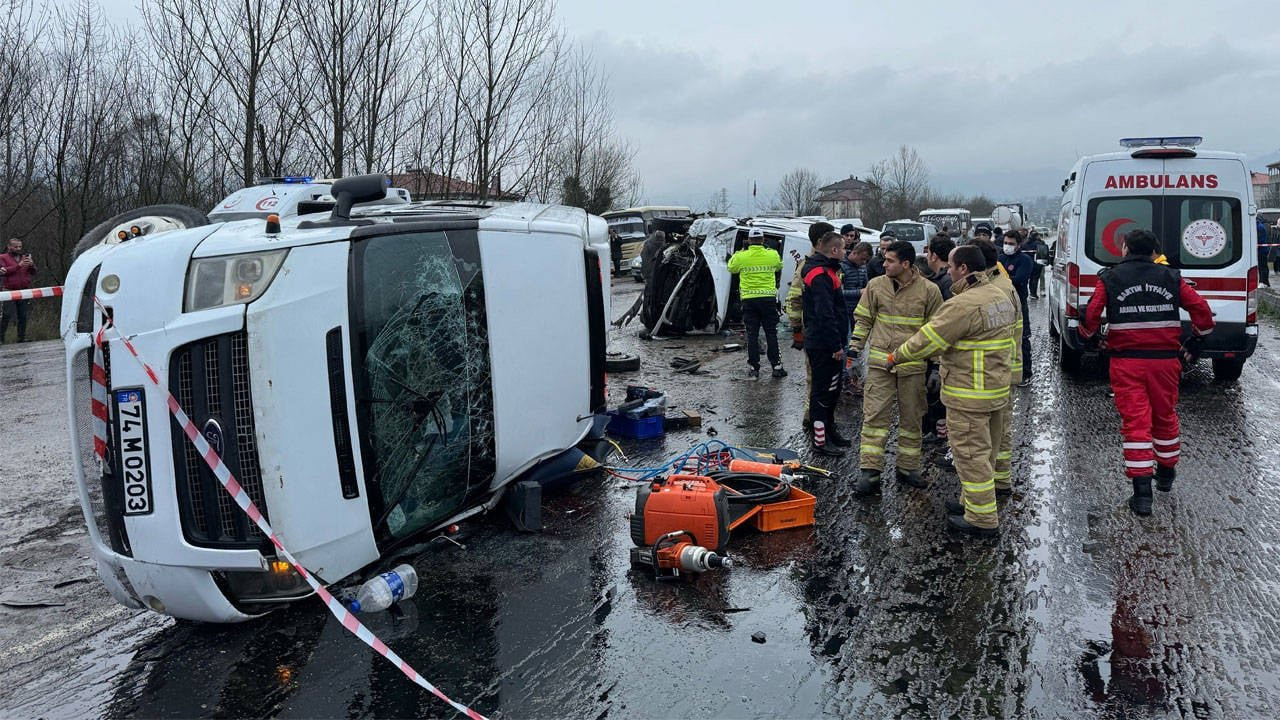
[3,283,1280,719]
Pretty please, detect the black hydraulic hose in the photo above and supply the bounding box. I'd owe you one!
[708,471,791,506]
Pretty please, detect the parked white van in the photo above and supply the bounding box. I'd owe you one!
[1047,137,1259,380]
[63,175,612,622]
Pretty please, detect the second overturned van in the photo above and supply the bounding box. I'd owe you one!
[1048,136,1259,380]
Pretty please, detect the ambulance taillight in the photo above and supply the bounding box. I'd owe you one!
[1247,266,1258,324]
[1065,262,1081,317]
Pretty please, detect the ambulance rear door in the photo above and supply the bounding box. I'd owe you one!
[1079,155,1256,357]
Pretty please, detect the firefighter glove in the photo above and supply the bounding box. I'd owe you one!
[926,367,940,394]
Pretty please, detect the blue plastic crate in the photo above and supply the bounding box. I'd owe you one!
[607,412,665,439]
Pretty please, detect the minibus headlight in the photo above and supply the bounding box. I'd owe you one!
[185,250,288,312]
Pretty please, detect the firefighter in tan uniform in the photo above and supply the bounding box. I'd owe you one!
[972,239,1022,493]
[786,222,836,431]
[887,245,1017,535]
[849,240,944,494]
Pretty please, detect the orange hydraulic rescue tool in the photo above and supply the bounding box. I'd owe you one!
[629,475,732,578]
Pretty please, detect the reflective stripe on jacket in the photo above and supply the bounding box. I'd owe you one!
[987,268,1023,385]
[849,267,943,375]
[895,272,1018,411]
[1080,255,1215,356]
[800,254,849,351]
[785,249,816,329]
[728,245,783,299]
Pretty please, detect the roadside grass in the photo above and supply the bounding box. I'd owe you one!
[2,297,62,342]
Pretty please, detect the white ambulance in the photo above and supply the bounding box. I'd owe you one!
[1047,136,1259,381]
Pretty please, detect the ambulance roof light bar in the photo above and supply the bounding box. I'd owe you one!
[1118,136,1203,149]
[254,175,315,185]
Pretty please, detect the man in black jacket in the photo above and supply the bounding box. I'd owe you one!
[867,231,894,280]
[801,230,851,456]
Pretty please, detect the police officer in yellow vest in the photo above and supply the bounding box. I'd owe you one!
[887,245,1018,536]
[849,240,944,494]
[729,227,786,378]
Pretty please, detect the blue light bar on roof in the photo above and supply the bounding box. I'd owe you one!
[1119,136,1202,149]
[282,175,313,183]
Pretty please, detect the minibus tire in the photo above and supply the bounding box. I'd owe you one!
[1212,357,1245,383]
[73,204,210,260]
[605,351,641,372]
[1057,334,1082,372]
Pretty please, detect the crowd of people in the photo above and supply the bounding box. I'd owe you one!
[727,219,1214,535]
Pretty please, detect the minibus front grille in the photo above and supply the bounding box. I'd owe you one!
[170,332,268,547]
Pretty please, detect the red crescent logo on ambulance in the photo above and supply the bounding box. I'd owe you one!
[1101,218,1134,256]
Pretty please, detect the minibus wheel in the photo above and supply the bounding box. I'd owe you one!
[73,204,210,260]
[1057,333,1081,372]
[1212,357,1245,382]
[605,351,640,372]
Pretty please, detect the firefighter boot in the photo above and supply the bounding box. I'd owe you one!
[896,469,927,488]
[810,422,845,457]
[1129,475,1154,516]
[946,513,999,538]
[829,427,853,448]
[853,469,882,496]
[1155,464,1175,492]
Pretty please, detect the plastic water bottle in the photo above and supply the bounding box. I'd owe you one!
[350,564,418,613]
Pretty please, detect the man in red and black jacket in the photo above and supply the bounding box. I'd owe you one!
[801,230,851,457]
[1079,229,1214,516]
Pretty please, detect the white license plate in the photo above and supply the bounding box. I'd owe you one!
[114,388,153,516]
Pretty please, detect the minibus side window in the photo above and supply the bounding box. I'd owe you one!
[1085,197,1156,266]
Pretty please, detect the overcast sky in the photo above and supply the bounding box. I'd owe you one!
[100,0,1280,210]
[555,0,1280,209]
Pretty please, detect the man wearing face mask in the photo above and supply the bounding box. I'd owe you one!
[999,230,1034,386]
[886,245,1018,535]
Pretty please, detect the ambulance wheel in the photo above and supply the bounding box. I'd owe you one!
[73,204,210,261]
[1047,318,1060,340]
[605,351,641,372]
[1057,334,1081,372]
[1212,358,1245,383]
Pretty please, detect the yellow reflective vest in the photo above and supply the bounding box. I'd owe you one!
[728,245,783,299]
[849,267,943,375]
[893,272,1018,411]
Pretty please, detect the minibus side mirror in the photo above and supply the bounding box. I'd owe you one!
[331,174,389,220]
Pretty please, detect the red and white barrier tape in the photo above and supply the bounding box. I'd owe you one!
[90,321,111,463]
[91,299,487,720]
[1,285,62,302]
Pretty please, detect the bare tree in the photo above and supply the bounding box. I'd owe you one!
[147,0,294,186]
[775,168,822,216]
[707,188,732,215]
[454,0,564,199]
[868,145,930,223]
[0,0,49,239]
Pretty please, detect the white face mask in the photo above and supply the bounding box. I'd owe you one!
[1003,244,1018,255]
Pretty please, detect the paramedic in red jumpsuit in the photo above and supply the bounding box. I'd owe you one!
[1078,229,1214,516]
